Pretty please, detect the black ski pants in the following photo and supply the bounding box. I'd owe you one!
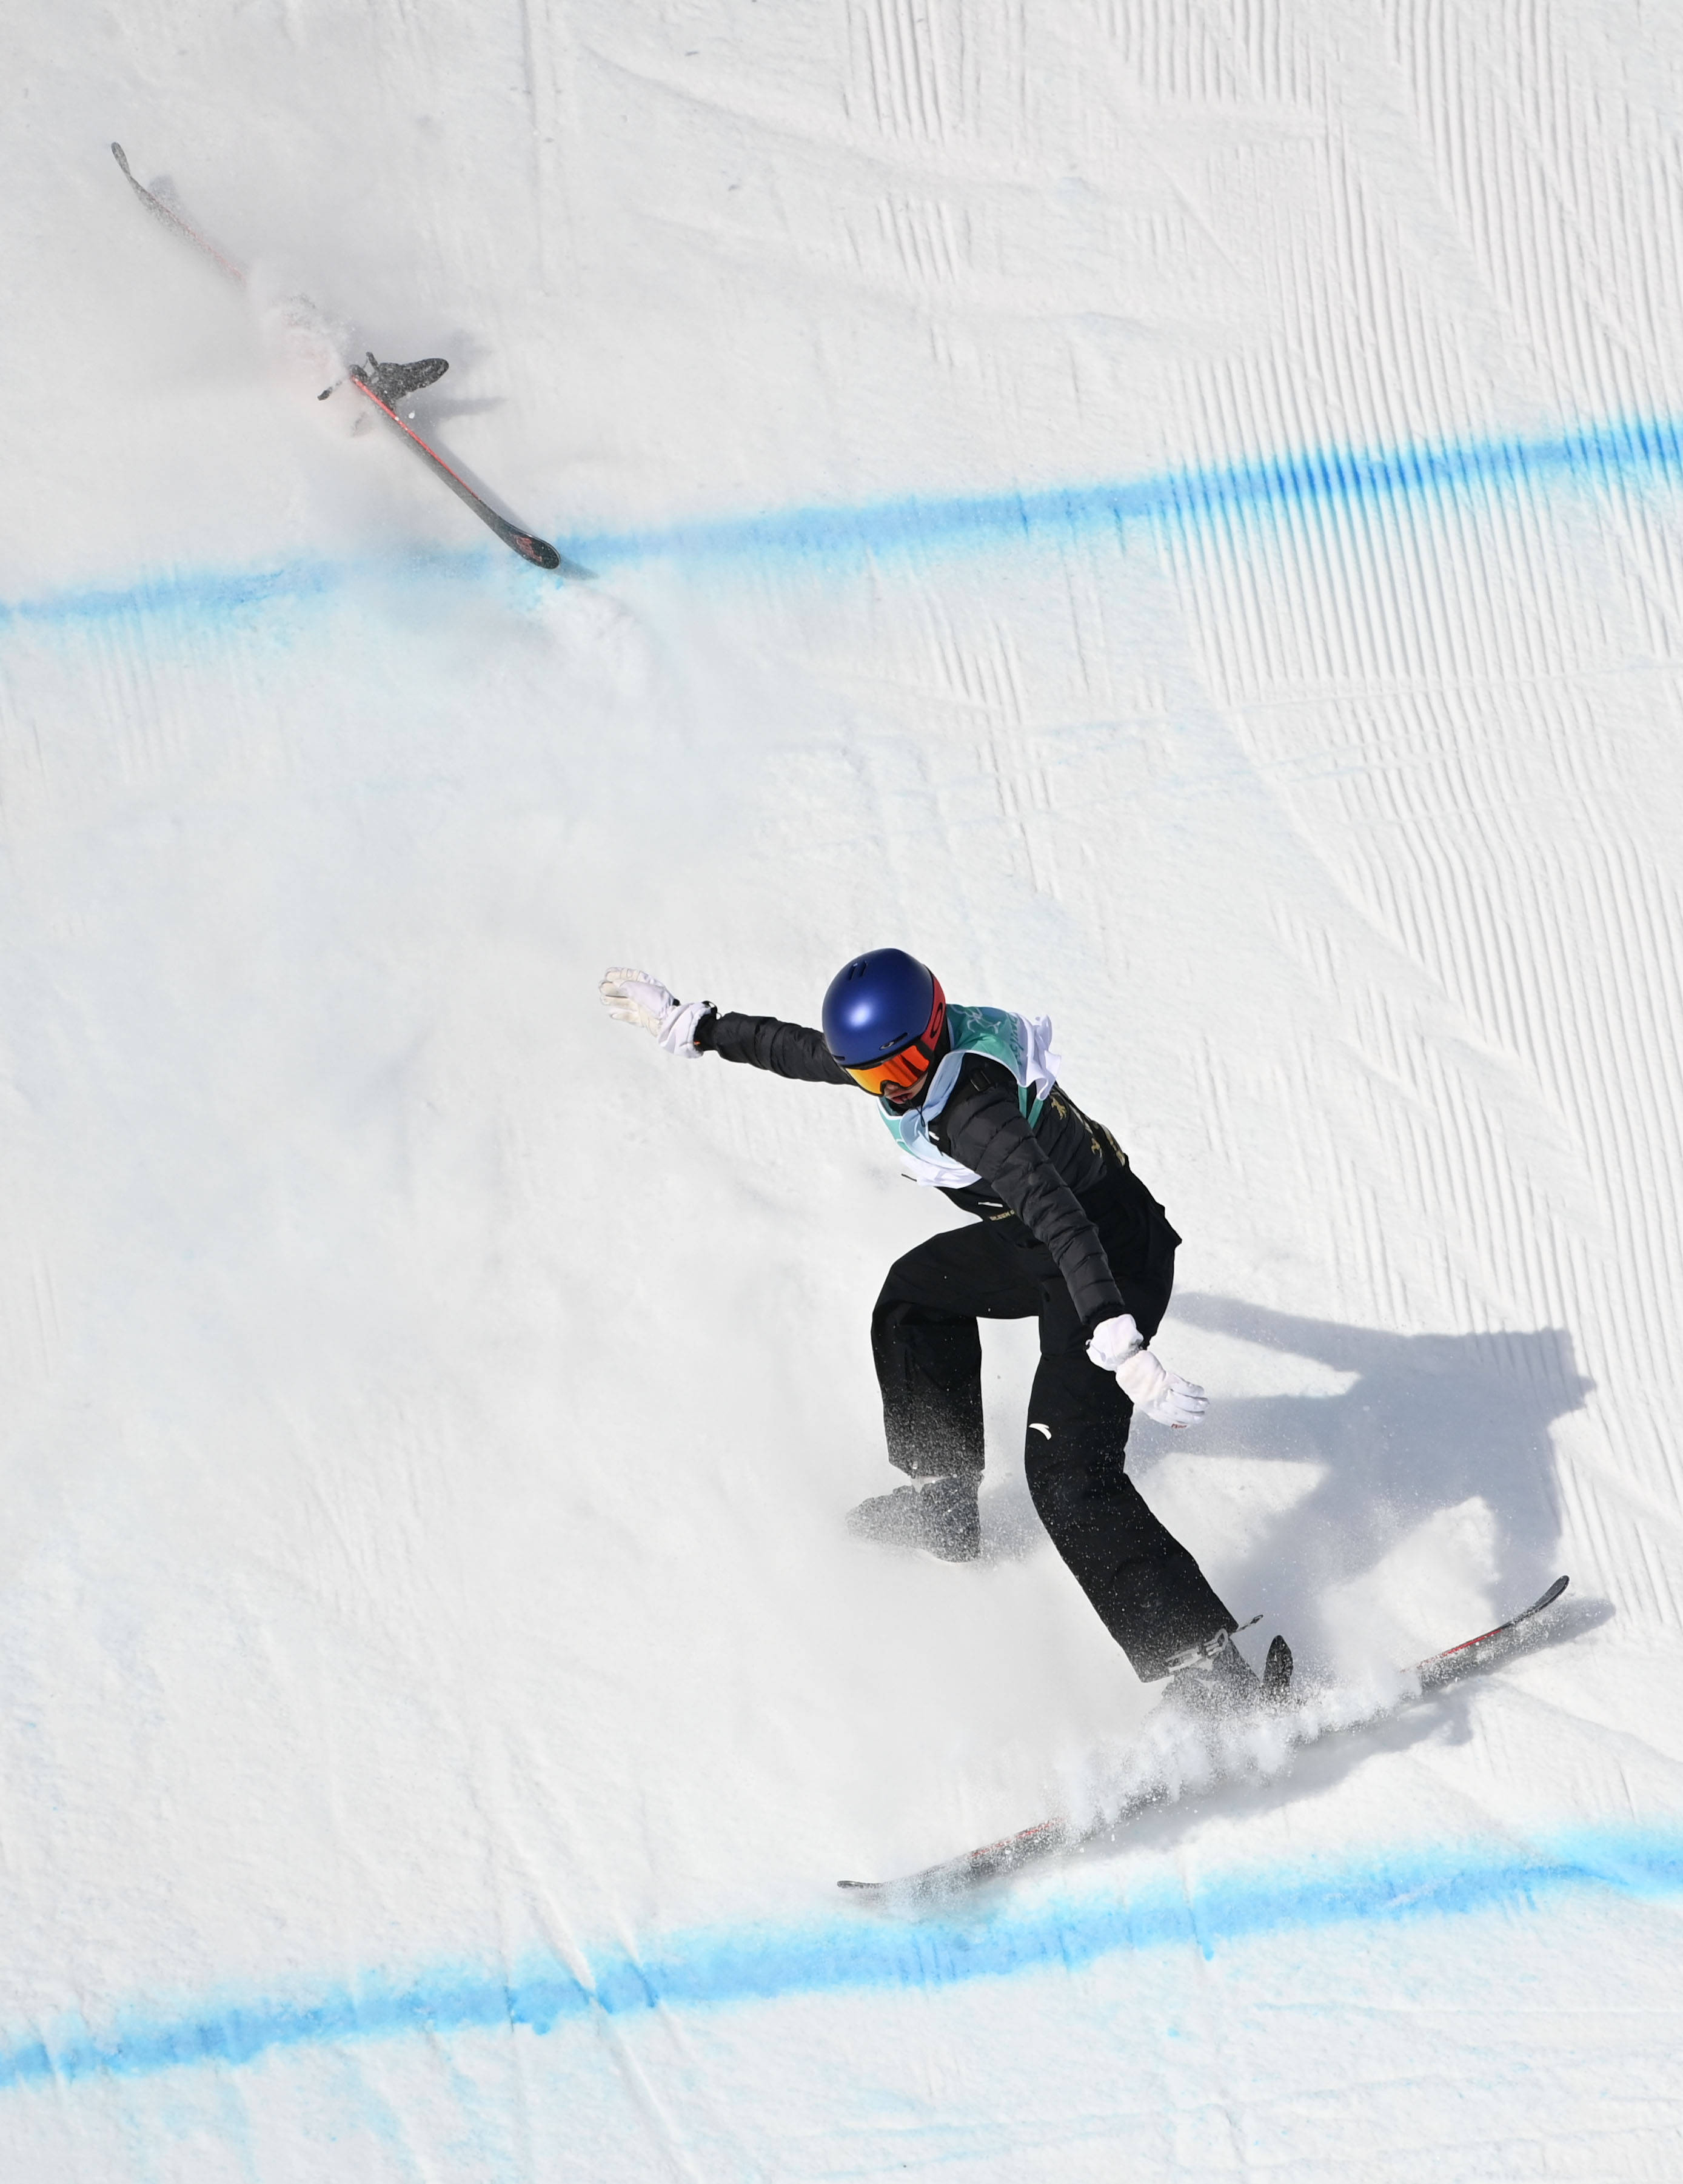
[870,1170,1236,1680]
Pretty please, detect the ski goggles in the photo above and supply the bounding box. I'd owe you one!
[844,1045,937,1099]
[842,983,948,1102]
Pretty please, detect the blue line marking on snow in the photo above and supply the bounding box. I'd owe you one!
[557,412,1683,575]
[1,1824,1679,2094]
[4,411,1683,637]
[0,557,339,632]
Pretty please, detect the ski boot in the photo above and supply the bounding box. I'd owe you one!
[846,1473,981,1562]
[1160,1626,1294,1720]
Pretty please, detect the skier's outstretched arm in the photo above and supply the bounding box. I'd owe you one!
[599,970,850,1084]
[695,1008,852,1082]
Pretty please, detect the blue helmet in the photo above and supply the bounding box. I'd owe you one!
[821,949,948,1099]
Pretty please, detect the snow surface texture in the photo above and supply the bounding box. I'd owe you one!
[4,3,1683,2178]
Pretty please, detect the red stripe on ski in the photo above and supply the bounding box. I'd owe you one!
[347,372,561,569]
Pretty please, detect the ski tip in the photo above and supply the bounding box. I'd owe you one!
[516,535,564,571]
[111,142,131,173]
[1537,1574,1570,1612]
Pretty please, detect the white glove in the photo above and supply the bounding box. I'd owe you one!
[1086,1312,1207,1429]
[599,968,709,1060]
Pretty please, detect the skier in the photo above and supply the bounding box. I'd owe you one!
[600,950,1288,1713]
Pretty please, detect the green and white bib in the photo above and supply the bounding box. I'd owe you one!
[878,1003,1060,1188]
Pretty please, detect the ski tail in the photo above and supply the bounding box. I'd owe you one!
[838,1818,1071,1902]
[111,143,245,283]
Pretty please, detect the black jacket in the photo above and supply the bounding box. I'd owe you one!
[693,1008,1173,1333]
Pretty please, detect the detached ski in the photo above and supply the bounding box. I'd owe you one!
[838,1575,1572,1903]
[111,143,564,571]
[343,361,561,569]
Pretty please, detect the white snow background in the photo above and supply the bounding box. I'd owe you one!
[4,4,1683,2178]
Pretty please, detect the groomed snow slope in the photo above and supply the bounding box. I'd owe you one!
[5,4,1683,2177]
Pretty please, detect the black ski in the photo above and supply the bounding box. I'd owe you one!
[343,361,561,569]
[838,1576,1572,1903]
[110,143,564,571]
[1414,1572,1568,1687]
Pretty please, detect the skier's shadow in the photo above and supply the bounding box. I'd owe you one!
[980,1295,1590,1663]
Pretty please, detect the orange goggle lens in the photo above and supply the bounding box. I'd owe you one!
[844,1045,935,1097]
